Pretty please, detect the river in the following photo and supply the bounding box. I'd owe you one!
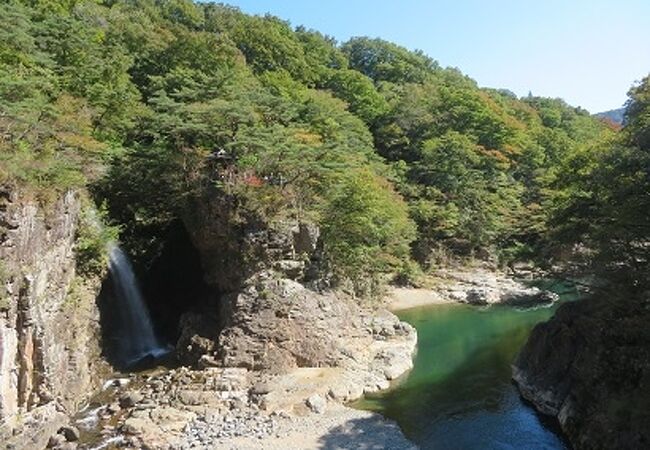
[354,281,579,449]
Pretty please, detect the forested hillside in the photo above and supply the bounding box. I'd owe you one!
[595,107,625,126]
[2,0,640,293]
[550,76,649,286]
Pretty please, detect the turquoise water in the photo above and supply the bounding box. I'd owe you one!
[355,282,579,449]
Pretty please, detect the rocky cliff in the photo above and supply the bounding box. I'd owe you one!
[182,193,323,294]
[513,292,650,449]
[177,194,415,377]
[69,193,417,448]
[0,188,106,449]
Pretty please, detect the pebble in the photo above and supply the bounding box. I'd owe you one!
[58,425,80,442]
[63,301,418,449]
[47,434,66,448]
[119,391,144,408]
[306,394,327,414]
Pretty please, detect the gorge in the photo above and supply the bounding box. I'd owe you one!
[1,1,648,449]
[357,282,580,449]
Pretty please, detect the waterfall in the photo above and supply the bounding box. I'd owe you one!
[108,244,168,366]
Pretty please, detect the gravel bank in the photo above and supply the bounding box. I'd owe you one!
[224,403,417,450]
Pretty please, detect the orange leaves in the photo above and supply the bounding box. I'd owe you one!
[243,173,264,187]
[476,146,512,169]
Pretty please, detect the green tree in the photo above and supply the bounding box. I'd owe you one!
[324,69,387,124]
[322,169,416,285]
[625,75,650,151]
[549,75,650,285]
[342,37,437,83]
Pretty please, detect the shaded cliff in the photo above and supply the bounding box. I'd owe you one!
[513,292,650,449]
[0,188,107,449]
[181,192,324,295]
[175,193,415,381]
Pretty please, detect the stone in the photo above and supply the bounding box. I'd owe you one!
[58,444,78,450]
[215,273,348,372]
[47,434,67,448]
[251,382,272,395]
[501,288,559,307]
[121,417,150,435]
[369,379,390,392]
[384,365,406,381]
[449,290,467,301]
[149,406,195,432]
[328,384,352,401]
[346,384,365,401]
[305,394,326,414]
[273,260,304,279]
[107,402,120,414]
[58,425,80,442]
[198,354,220,368]
[175,312,218,367]
[0,188,105,450]
[119,391,144,408]
[465,288,498,305]
[178,391,204,406]
[434,268,561,308]
[293,222,320,255]
[183,198,321,293]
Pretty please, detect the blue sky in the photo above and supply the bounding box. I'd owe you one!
[221,0,649,112]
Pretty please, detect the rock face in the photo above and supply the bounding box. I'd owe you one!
[76,274,416,447]
[513,293,650,449]
[177,271,416,378]
[182,194,322,293]
[147,192,417,448]
[178,193,416,379]
[0,188,105,449]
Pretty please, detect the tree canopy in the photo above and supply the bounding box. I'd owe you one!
[2,0,638,292]
[548,76,650,286]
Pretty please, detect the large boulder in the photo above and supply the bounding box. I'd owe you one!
[513,292,650,449]
[500,288,559,307]
[216,272,362,373]
[175,270,416,382]
[465,288,500,305]
[176,312,218,366]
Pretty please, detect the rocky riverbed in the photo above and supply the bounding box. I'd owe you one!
[61,366,416,450]
[46,266,563,450]
[47,291,417,450]
[388,267,559,311]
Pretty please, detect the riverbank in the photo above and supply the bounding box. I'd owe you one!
[51,267,562,449]
[221,403,416,450]
[72,368,417,450]
[387,286,453,311]
[513,292,650,449]
[387,267,558,311]
[65,296,419,450]
[357,296,572,449]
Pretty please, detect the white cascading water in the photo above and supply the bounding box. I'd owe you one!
[108,244,167,365]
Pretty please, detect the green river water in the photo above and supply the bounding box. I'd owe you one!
[355,281,579,450]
